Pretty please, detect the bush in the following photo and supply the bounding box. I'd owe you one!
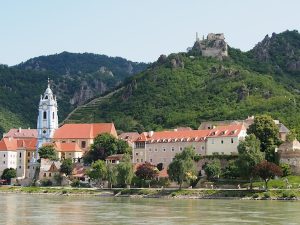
[40,179,53,187]
[263,192,271,199]
[289,192,296,198]
[282,191,289,198]
[280,164,292,177]
[252,193,259,199]
[62,190,68,194]
[71,179,81,187]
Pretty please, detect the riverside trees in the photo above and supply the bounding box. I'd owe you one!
[167,147,197,189]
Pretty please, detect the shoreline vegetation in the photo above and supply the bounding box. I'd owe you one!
[1,186,299,201]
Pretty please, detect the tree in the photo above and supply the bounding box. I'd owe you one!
[135,162,159,187]
[247,115,281,162]
[38,144,58,161]
[286,129,297,142]
[167,147,197,189]
[237,134,264,189]
[87,160,107,186]
[83,133,132,163]
[60,158,74,176]
[222,160,239,179]
[254,160,283,190]
[204,159,221,180]
[116,154,134,187]
[1,168,16,184]
[106,163,118,189]
[280,163,292,177]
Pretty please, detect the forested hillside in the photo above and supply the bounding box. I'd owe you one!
[66,30,300,135]
[0,52,148,134]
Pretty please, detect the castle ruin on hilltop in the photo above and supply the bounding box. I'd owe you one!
[189,33,228,60]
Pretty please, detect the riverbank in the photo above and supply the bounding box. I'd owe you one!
[1,186,300,200]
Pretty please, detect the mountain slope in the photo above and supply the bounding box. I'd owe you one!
[0,52,148,134]
[66,52,300,134]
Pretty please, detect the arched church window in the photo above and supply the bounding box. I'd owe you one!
[43,111,47,119]
[53,112,54,119]
[45,95,48,99]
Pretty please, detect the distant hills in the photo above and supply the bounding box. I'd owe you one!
[0,52,148,134]
[65,30,300,137]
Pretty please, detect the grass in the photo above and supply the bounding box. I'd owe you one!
[251,176,300,189]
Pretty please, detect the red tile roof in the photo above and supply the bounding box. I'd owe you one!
[134,124,245,143]
[0,138,18,151]
[0,137,37,151]
[53,142,82,152]
[53,123,117,139]
[4,128,37,139]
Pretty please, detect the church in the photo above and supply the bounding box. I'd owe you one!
[0,80,117,179]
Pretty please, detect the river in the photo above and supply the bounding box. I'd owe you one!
[0,194,299,224]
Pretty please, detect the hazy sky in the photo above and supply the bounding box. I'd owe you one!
[1,0,299,65]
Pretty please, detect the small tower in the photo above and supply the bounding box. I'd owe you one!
[36,78,58,151]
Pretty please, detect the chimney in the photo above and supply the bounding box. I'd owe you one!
[18,127,22,133]
[148,131,154,137]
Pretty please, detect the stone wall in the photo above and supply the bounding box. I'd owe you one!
[278,150,300,175]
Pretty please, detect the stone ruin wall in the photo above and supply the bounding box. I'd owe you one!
[278,150,300,175]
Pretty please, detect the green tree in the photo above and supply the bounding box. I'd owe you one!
[38,145,58,161]
[254,160,283,190]
[1,168,16,184]
[204,159,221,180]
[87,160,107,186]
[167,147,197,189]
[286,129,297,142]
[247,115,281,162]
[106,163,118,189]
[83,133,132,163]
[280,163,292,177]
[237,134,264,189]
[116,154,134,187]
[222,160,239,179]
[60,158,74,176]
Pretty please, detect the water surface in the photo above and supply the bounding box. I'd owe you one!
[0,194,299,224]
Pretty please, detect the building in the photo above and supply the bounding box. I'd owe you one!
[0,80,118,180]
[132,124,246,167]
[53,123,117,154]
[278,140,300,175]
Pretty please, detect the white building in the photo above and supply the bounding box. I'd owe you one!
[132,124,246,167]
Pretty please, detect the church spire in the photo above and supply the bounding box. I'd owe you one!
[47,77,50,88]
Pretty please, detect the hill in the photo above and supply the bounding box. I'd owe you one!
[66,30,300,135]
[0,52,148,134]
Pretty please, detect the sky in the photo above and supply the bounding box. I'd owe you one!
[1,0,299,65]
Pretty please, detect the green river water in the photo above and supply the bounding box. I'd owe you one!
[0,194,299,224]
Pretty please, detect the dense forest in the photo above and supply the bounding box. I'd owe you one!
[66,30,300,136]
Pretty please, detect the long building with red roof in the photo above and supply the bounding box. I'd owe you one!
[133,124,246,167]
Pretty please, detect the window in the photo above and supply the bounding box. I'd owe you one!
[19,153,22,158]
[27,166,30,169]
[150,159,152,162]
[53,112,54,119]
[3,161,5,164]
[231,138,234,144]
[69,153,71,156]
[163,148,166,152]
[43,111,47,119]
[135,142,145,148]
[171,147,175,152]
[201,146,204,150]
[49,173,51,177]
[136,159,139,163]
[27,152,30,157]
[155,149,158,152]
[28,160,30,163]
[141,159,143,162]
[221,140,224,144]
[19,166,21,169]
[71,140,76,143]
[81,141,86,148]
[135,152,139,156]
[3,154,5,158]
[45,95,48,99]
[62,141,66,143]
[179,147,183,151]
[44,173,46,177]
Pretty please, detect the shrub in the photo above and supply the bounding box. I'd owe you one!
[252,193,259,199]
[289,192,296,199]
[280,163,292,177]
[40,179,53,187]
[71,179,80,187]
[62,190,68,194]
[282,191,289,198]
[263,192,271,199]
